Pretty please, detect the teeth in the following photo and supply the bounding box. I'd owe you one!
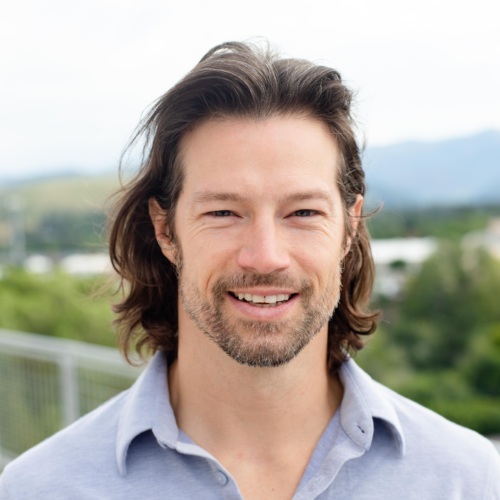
[235,293,291,304]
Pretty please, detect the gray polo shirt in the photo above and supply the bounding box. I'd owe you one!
[1,352,499,499]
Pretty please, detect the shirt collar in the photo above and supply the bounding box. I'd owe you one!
[115,351,179,476]
[339,358,406,456]
[115,353,406,475]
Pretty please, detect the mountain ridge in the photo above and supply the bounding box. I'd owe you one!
[2,129,499,209]
[363,129,500,207]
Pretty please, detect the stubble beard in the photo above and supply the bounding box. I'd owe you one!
[177,257,342,368]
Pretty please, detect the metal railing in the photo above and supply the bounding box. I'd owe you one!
[0,329,142,468]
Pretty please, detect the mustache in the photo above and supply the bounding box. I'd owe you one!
[212,272,311,296]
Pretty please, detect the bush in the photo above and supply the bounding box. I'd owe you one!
[0,268,116,347]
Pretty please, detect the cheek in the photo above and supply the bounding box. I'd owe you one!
[198,230,242,261]
[295,231,343,265]
[181,245,232,294]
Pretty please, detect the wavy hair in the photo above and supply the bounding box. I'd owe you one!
[109,41,381,371]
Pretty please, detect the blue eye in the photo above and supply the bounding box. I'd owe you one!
[210,210,233,217]
[293,209,317,217]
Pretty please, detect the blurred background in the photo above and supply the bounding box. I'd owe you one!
[1,0,499,464]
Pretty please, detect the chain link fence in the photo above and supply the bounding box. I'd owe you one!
[0,329,142,469]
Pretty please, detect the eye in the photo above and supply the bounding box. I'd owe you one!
[208,210,233,217]
[292,209,318,217]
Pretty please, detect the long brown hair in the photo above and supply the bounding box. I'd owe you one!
[109,41,380,371]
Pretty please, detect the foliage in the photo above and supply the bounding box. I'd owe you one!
[392,244,500,369]
[0,269,116,347]
[0,174,116,258]
[357,242,500,435]
[25,211,107,252]
[367,204,500,240]
[463,323,500,397]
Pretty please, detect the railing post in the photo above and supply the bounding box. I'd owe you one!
[59,350,79,426]
[0,329,141,465]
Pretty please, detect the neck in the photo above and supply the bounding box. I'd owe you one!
[168,321,343,467]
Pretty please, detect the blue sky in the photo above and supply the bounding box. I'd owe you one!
[1,0,499,179]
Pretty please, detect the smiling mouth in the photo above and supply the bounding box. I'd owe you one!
[229,292,296,307]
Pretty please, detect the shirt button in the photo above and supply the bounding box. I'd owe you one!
[216,470,229,486]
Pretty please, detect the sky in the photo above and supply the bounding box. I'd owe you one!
[1,0,499,180]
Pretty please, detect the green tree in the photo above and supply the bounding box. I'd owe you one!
[392,243,475,369]
[0,269,116,347]
[359,242,500,434]
[463,323,500,397]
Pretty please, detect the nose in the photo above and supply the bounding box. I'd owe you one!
[236,217,291,274]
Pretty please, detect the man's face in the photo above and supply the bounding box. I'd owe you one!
[154,114,361,367]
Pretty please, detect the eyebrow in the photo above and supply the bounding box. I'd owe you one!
[281,190,334,206]
[193,192,245,204]
[192,190,334,207]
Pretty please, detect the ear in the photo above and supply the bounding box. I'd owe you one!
[148,197,177,264]
[343,194,364,257]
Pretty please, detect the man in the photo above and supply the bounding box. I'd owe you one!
[1,41,499,499]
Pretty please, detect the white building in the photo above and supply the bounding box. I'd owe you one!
[462,218,500,260]
[371,237,438,297]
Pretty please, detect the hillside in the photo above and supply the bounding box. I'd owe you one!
[1,129,499,223]
[0,174,120,254]
[364,130,500,208]
[1,174,119,221]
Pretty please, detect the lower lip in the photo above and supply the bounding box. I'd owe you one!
[227,293,299,320]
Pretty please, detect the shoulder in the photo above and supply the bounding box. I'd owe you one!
[378,380,491,451]
[344,360,497,460]
[375,381,500,494]
[341,361,500,496]
[0,390,128,498]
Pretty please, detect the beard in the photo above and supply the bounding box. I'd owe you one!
[178,259,342,368]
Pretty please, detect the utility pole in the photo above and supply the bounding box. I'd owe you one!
[7,195,26,267]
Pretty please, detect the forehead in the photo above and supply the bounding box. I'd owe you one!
[178,114,341,198]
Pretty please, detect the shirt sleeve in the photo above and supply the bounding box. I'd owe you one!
[484,444,500,500]
[0,471,12,500]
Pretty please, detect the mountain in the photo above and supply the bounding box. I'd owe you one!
[1,130,499,210]
[0,174,118,222]
[363,130,500,208]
